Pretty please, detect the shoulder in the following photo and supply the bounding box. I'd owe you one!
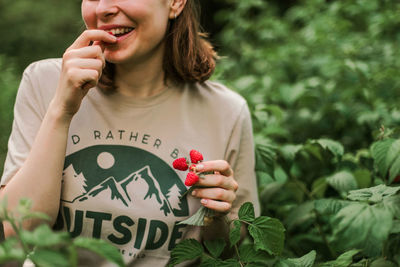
[189,80,247,111]
[23,58,62,78]
[16,58,62,111]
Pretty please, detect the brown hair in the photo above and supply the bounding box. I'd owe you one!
[98,0,217,91]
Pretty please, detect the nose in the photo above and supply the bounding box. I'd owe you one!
[96,0,119,19]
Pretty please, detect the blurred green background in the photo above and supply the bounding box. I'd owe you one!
[1,0,400,264]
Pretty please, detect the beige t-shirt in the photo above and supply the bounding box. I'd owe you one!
[1,58,260,266]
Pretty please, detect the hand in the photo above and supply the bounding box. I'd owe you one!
[191,160,238,214]
[52,30,117,118]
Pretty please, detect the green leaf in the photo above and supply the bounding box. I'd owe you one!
[248,217,285,255]
[326,171,358,197]
[170,239,203,266]
[314,199,351,215]
[178,206,215,226]
[371,138,400,182]
[311,138,344,158]
[0,237,26,263]
[347,184,400,203]
[239,244,272,263]
[319,249,361,267]
[17,198,33,217]
[238,202,255,223]
[275,250,316,267]
[279,144,302,161]
[332,202,393,256]
[311,177,328,198]
[284,201,314,231]
[20,224,70,247]
[382,195,400,218]
[28,249,70,267]
[204,238,226,259]
[73,237,124,267]
[229,220,242,247]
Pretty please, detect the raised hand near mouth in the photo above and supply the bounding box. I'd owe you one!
[52,30,117,120]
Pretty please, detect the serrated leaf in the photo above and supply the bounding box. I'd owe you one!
[312,138,344,158]
[314,199,351,215]
[371,138,400,180]
[28,249,70,267]
[170,239,203,265]
[326,171,358,197]
[178,206,214,226]
[332,202,393,257]
[347,184,400,203]
[20,224,70,247]
[238,202,255,223]
[239,244,273,263]
[275,250,316,267]
[248,217,285,255]
[319,249,361,267]
[204,238,226,258]
[73,237,124,267]
[229,220,241,247]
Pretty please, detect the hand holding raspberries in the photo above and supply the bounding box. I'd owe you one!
[172,149,204,186]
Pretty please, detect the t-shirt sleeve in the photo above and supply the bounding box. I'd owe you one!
[1,63,48,186]
[225,101,260,218]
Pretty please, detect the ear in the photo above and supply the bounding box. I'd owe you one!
[169,0,187,19]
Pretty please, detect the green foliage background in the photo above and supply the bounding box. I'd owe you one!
[1,0,400,265]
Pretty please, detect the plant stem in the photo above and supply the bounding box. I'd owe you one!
[234,244,244,267]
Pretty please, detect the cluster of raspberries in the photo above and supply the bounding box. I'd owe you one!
[172,150,204,186]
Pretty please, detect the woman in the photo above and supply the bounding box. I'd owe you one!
[0,0,259,265]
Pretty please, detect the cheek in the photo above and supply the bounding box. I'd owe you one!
[81,2,97,29]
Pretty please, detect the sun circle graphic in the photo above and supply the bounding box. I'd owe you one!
[97,152,115,169]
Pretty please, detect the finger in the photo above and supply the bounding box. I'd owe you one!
[197,174,238,191]
[68,68,100,90]
[195,160,233,177]
[64,46,106,69]
[192,187,236,203]
[200,199,232,213]
[68,30,116,50]
[65,58,104,72]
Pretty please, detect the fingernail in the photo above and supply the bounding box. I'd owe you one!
[201,199,208,205]
[196,164,204,171]
[192,190,197,196]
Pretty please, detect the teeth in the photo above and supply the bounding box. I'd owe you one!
[108,27,134,36]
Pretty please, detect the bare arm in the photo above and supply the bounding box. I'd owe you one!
[0,30,117,237]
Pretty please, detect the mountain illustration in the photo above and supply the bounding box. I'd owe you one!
[63,166,179,216]
[61,164,87,203]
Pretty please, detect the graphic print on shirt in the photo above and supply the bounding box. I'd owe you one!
[54,145,189,256]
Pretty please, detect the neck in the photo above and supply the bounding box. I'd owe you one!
[114,48,167,98]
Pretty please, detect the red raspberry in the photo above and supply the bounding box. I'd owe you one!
[394,175,400,183]
[185,172,199,186]
[173,158,188,171]
[190,150,203,164]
